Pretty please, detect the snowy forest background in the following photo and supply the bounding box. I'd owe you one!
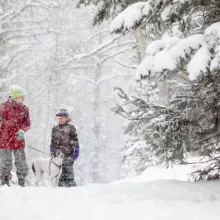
[1,0,220,185]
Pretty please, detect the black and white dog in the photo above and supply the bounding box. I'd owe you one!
[32,150,64,187]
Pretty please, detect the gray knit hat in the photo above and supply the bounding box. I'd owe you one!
[56,109,69,117]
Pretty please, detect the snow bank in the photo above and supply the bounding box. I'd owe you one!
[1,179,220,220]
[115,165,192,183]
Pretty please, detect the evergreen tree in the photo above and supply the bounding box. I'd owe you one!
[80,0,220,180]
[77,0,220,33]
[116,80,159,177]
[77,0,140,25]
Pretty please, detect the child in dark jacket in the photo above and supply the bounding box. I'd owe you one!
[50,109,79,187]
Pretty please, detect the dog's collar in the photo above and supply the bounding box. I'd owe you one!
[50,159,62,168]
[49,158,62,180]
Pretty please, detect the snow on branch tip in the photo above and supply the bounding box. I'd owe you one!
[136,22,220,81]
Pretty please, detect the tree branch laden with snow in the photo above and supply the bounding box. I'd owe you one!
[136,23,220,81]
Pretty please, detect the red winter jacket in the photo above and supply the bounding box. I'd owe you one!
[0,99,30,150]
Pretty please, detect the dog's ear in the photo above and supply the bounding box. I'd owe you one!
[55,149,62,158]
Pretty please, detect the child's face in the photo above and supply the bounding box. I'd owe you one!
[57,116,68,125]
[14,96,25,104]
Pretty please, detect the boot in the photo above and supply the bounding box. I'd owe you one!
[58,178,66,187]
[68,179,77,187]
[1,176,11,187]
[18,179,26,187]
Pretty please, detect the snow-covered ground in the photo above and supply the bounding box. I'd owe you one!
[1,167,220,220]
[116,165,192,183]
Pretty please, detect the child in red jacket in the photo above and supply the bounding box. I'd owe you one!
[0,85,30,187]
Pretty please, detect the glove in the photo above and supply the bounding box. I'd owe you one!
[17,130,24,141]
[74,147,79,161]
[50,146,55,157]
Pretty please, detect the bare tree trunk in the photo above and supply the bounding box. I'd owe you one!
[133,27,147,62]
[158,81,169,106]
[92,64,102,183]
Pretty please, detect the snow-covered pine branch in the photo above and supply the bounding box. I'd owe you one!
[136,22,220,81]
[110,0,220,35]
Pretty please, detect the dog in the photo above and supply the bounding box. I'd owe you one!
[32,150,64,187]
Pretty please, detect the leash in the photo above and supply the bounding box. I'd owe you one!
[27,145,50,156]
[49,158,62,179]
[5,137,50,157]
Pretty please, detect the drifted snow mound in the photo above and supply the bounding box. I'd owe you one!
[0,179,220,220]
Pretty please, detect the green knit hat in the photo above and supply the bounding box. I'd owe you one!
[9,85,26,99]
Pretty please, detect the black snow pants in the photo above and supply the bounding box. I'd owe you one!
[58,156,76,187]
